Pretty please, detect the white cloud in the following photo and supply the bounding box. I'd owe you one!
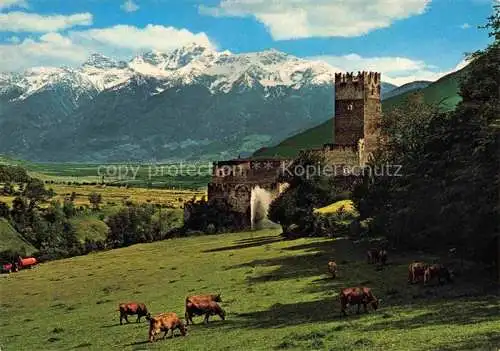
[0,0,28,10]
[308,54,469,85]
[121,0,139,13]
[0,32,89,72]
[0,24,216,72]
[200,0,431,39]
[0,11,93,32]
[460,23,471,29]
[71,24,215,52]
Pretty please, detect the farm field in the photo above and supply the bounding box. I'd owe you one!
[0,183,206,209]
[0,229,498,351]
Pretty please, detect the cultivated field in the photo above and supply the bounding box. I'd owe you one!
[1,229,498,351]
[48,184,206,208]
[0,183,206,209]
[27,162,212,189]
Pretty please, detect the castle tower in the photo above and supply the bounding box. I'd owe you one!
[333,71,382,165]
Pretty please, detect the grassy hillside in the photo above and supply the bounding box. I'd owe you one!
[1,229,498,350]
[254,67,467,159]
[70,216,109,243]
[0,218,36,254]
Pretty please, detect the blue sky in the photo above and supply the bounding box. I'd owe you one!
[0,0,496,84]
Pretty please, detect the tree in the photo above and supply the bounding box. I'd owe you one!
[23,178,52,210]
[63,198,76,218]
[2,182,14,195]
[106,204,156,248]
[88,192,102,211]
[0,165,30,183]
[268,187,298,233]
[10,196,28,234]
[0,202,9,218]
[268,150,339,235]
[352,7,499,262]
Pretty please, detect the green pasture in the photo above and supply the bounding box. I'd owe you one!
[0,229,498,351]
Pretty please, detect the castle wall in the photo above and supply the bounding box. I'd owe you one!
[321,145,360,167]
[211,159,285,184]
[208,159,290,219]
[363,96,382,164]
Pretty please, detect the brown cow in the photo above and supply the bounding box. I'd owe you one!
[118,302,150,325]
[424,264,454,285]
[186,293,222,305]
[379,250,388,265]
[340,287,380,317]
[408,262,428,284]
[184,293,222,325]
[367,248,387,265]
[185,299,225,325]
[148,312,187,342]
[327,260,337,278]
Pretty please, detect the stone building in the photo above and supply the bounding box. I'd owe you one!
[304,71,382,169]
[187,71,383,229]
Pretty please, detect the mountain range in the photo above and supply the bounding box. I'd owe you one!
[0,44,403,162]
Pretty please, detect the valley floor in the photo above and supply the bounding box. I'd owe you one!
[0,229,499,351]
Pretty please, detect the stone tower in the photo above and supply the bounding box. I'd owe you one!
[334,71,382,165]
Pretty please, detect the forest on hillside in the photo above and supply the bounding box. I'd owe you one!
[269,9,499,269]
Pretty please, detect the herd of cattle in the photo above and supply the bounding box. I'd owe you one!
[328,247,454,317]
[118,293,225,342]
[117,247,454,343]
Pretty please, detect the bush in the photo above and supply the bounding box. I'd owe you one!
[205,223,216,234]
[0,249,26,264]
[0,202,9,218]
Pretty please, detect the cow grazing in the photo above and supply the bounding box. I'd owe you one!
[184,293,222,324]
[185,299,225,325]
[379,250,388,265]
[340,287,380,317]
[327,260,337,278]
[408,261,428,284]
[424,264,454,285]
[118,302,150,325]
[186,293,222,305]
[148,312,187,342]
[367,248,388,265]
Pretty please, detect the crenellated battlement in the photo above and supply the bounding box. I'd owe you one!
[335,71,381,86]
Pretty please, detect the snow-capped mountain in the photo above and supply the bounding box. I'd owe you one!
[0,44,399,162]
[2,44,394,101]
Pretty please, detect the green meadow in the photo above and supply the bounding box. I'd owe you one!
[1,229,498,351]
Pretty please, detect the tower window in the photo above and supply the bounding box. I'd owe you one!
[347,102,353,111]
